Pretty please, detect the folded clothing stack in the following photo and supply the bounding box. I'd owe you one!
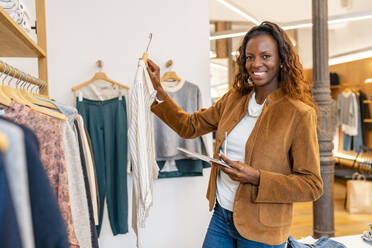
[362,224,372,245]
[0,0,32,35]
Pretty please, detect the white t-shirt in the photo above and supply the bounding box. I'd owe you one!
[216,92,265,211]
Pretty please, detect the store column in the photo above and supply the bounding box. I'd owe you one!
[312,0,335,238]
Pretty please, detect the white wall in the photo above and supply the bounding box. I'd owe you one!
[4,0,213,248]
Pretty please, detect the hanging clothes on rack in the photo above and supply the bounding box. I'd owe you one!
[358,90,371,145]
[154,80,211,178]
[0,146,22,248]
[0,119,34,248]
[34,97,100,248]
[74,114,100,225]
[0,117,69,248]
[337,89,363,152]
[2,102,80,247]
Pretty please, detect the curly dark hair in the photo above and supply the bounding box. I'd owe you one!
[233,21,316,110]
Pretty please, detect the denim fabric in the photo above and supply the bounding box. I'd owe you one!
[287,236,346,248]
[343,134,352,151]
[202,202,287,248]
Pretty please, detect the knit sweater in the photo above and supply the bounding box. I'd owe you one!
[154,81,210,160]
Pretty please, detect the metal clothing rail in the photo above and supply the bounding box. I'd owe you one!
[334,151,372,173]
[0,60,47,89]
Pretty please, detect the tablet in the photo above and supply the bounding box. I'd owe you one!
[177,147,232,169]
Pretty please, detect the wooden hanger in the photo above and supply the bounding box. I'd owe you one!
[0,131,8,153]
[0,64,14,106]
[160,60,182,82]
[1,65,67,121]
[17,73,58,109]
[71,60,129,91]
[0,87,11,106]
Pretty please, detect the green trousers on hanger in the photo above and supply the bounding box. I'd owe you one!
[77,97,128,236]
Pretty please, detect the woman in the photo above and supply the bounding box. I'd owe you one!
[146,21,323,248]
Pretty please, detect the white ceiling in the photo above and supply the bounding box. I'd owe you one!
[208,0,372,88]
[209,0,372,23]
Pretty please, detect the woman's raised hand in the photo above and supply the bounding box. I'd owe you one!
[146,59,167,101]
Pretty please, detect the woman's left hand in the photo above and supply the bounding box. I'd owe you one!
[211,154,260,186]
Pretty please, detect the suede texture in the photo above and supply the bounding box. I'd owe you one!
[151,87,323,245]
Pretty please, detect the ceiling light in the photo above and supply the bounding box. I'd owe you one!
[365,78,372,84]
[329,50,372,65]
[210,62,228,70]
[328,13,372,25]
[210,31,247,40]
[216,0,260,25]
[210,11,372,40]
[282,23,313,30]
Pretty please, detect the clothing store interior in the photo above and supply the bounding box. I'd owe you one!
[2,0,372,247]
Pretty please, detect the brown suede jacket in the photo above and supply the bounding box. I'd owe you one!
[151,87,323,245]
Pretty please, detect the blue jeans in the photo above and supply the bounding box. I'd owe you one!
[203,202,287,248]
[287,236,346,248]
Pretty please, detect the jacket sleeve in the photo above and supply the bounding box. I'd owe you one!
[253,108,324,203]
[151,90,231,139]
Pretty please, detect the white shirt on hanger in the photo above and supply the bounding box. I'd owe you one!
[128,59,159,248]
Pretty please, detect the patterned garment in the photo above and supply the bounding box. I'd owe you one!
[3,102,80,248]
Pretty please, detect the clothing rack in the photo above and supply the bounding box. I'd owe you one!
[335,151,372,174]
[0,60,47,90]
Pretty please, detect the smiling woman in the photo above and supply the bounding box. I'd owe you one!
[234,22,316,110]
[147,21,323,248]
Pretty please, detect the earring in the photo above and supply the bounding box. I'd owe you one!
[247,76,254,86]
[280,64,283,69]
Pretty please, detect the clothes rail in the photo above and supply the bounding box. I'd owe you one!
[334,151,372,173]
[0,60,47,89]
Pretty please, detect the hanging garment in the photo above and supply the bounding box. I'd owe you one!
[74,114,99,225]
[8,119,69,248]
[155,80,210,160]
[157,159,210,178]
[74,119,99,248]
[36,97,100,244]
[35,96,79,126]
[74,79,129,102]
[62,122,91,248]
[2,102,80,248]
[154,81,211,178]
[128,59,158,248]
[358,90,371,144]
[77,97,128,236]
[337,91,359,136]
[343,94,363,152]
[73,79,131,175]
[0,149,23,248]
[0,117,34,248]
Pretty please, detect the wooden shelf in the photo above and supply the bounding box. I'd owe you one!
[330,83,363,90]
[364,100,372,104]
[0,7,46,57]
[364,119,372,123]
